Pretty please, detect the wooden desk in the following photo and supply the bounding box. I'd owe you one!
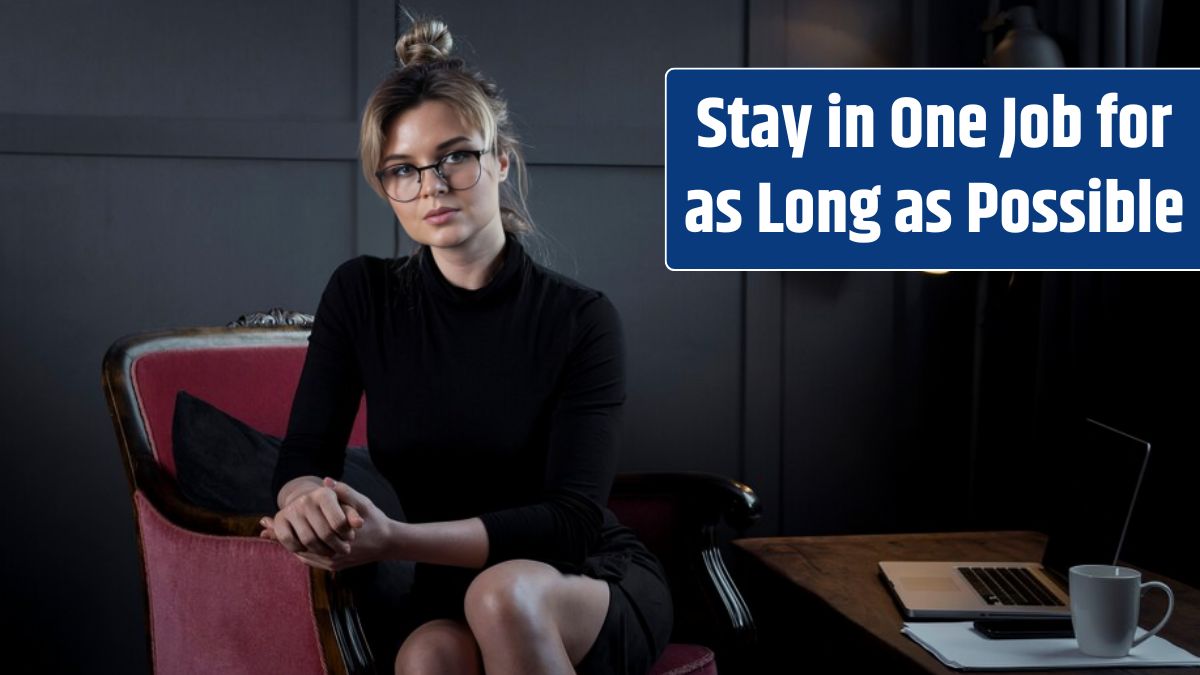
[731,532,1200,674]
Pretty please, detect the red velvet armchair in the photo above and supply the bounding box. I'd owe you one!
[103,310,759,674]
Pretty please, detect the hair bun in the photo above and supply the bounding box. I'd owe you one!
[395,18,453,67]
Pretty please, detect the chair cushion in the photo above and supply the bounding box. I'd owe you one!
[650,644,718,675]
[172,390,403,520]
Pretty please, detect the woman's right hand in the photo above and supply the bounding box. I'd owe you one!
[260,477,364,557]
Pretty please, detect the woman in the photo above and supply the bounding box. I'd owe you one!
[259,18,673,675]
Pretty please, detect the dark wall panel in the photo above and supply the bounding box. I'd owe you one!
[782,273,900,533]
[0,155,353,328]
[0,0,354,119]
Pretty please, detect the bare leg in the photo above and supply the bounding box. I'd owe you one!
[464,559,610,675]
[393,618,483,675]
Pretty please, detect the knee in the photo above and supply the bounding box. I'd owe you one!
[393,623,478,675]
[463,560,548,637]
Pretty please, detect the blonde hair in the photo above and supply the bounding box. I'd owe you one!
[359,18,533,234]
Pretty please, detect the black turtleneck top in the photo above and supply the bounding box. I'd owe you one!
[272,233,645,584]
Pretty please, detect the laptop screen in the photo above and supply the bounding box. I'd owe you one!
[1041,418,1151,579]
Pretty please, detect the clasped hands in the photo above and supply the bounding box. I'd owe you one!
[259,477,390,572]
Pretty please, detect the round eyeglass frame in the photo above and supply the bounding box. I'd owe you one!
[374,149,490,203]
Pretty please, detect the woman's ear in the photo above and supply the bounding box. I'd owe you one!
[496,149,510,183]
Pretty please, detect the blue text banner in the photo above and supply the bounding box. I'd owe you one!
[665,69,1199,270]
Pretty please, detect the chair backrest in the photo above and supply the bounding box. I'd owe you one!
[106,327,367,480]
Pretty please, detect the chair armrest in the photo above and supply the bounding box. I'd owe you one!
[132,468,374,674]
[611,472,761,532]
[608,472,762,655]
[134,457,265,536]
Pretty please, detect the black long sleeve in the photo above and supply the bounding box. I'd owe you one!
[271,260,365,498]
[272,233,627,571]
[477,293,625,568]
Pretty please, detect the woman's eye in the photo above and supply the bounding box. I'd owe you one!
[443,151,468,164]
[387,165,414,177]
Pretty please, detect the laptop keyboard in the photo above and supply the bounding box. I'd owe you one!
[957,566,1065,607]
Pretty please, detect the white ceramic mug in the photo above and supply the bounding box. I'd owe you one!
[1069,564,1174,658]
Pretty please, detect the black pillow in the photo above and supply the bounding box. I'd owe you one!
[171,389,405,522]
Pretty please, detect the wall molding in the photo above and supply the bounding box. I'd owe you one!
[0,114,358,161]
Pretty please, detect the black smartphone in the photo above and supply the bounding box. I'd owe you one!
[973,618,1075,639]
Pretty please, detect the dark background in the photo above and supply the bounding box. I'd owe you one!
[2,0,1197,671]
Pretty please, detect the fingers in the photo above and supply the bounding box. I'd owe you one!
[294,551,336,572]
[294,551,351,573]
[260,516,343,559]
[344,505,364,529]
[323,478,366,529]
[267,514,298,552]
[327,477,369,515]
[264,522,342,571]
[305,508,351,555]
[262,479,371,558]
[287,513,337,557]
[259,517,278,540]
[316,488,354,539]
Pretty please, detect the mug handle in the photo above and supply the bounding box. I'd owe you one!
[1131,581,1175,648]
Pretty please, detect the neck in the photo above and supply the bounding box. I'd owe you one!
[428,225,507,290]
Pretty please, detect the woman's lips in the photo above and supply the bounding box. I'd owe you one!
[424,207,459,225]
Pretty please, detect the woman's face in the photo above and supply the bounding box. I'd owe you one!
[379,99,509,254]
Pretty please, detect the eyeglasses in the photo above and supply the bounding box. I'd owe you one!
[374,149,489,203]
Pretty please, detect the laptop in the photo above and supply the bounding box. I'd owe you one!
[878,418,1151,620]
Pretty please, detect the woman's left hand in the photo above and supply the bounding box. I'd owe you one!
[260,477,395,572]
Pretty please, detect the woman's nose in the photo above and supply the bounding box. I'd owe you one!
[421,170,450,198]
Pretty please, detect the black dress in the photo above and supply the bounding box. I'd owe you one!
[272,232,672,674]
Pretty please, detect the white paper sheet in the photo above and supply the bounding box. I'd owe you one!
[901,622,1200,671]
